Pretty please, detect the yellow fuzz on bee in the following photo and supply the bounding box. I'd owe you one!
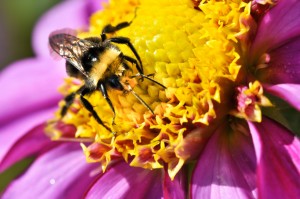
[46,0,255,180]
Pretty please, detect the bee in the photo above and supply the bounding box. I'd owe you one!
[49,17,165,132]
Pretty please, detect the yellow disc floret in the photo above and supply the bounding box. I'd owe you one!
[46,0,252,179]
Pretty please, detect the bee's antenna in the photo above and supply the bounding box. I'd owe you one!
[129,7,139,25]
[126,85,154,115]
[133,73,166,89]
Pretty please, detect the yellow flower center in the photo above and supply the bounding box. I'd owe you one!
[46,0,255,179]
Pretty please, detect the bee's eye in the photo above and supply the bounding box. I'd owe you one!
[90,56,98,62]
[82,47,104,72]
[88,49,100,62]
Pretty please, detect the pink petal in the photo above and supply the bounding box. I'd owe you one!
[248,117,300,199]
[251,0,300,58]
[0,107,58,168]
[86,0,105,14]
[264,83,300,111]
[32,0,92,57]
[85,162,163,199]
[2,143,99,199]
[163,166,187,198]
[0,122,59,172]
[191,123,257,199]
[256,36,300,84]
[0,58,65,125]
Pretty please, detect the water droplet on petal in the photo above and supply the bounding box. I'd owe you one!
[49,178,56,185]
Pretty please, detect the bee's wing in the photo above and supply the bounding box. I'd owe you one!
[49,33,96,78]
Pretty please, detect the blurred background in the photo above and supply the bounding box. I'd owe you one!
[0,0,60,70]
[0,0,60,192]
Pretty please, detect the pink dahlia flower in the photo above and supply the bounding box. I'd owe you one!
[192,0,300,198]
[1,0,299,199]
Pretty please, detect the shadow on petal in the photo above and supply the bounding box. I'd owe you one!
[256,36,300,84]
[248,117,300,199]
[264,83,300,111]
[85,162,163,199]
[0,107,58,166]
[0,123,59,172]
[250,0,300,58]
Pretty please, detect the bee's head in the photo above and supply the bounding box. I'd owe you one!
[81,47,105,74]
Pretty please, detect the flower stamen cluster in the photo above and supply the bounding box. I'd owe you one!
[46,0,269,179]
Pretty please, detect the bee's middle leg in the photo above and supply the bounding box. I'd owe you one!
[60,86,85,117]
[98,83,116,125]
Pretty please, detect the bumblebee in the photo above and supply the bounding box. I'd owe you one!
[49,19,165,131]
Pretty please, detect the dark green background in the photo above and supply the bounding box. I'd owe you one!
[0,0,60,70]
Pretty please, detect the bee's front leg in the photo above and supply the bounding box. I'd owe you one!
[79,86,111,132]
[101,8,138,41]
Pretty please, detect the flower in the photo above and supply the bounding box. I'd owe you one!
[1,0,300,199]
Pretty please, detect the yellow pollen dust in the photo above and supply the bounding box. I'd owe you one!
[46,0,251,179]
